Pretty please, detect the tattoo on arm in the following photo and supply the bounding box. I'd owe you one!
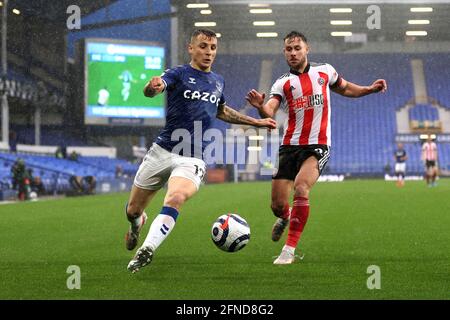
[217,105,257,125]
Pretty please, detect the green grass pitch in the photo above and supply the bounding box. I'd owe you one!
[0,180,449,299]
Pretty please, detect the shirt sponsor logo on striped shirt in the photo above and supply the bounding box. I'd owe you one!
[291,93,324,110]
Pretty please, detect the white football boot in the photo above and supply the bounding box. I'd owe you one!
[273,249,296,265]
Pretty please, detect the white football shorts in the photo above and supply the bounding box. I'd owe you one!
[395,162,406,173]
[134,143,206,191]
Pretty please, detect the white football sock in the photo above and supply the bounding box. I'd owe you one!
[143,213,177,251]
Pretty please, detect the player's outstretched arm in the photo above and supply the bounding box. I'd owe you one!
[216,104,277,129]
[246,89,280,118]
[332,78,387,98]
[143,76,165,98]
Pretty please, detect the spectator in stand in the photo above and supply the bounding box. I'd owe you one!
[115,165,124,178]
[9,131,18,153]
[56,145,67,159]
[28,168,46,196]
[69,175,96,195]
[69,151,79,161]
[55,147,64,159]
[82,176,96,194]
[69,175,83,194]
[11,159,31,201]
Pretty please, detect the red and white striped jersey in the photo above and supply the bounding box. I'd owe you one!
[422,142,438,161]
[270,62,341,146]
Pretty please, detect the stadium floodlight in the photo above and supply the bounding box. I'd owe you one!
[256,32,278,37]
[406,31,427,36]
[250,9,273,14]
[410,7,433,12]
[330,20,352,25]
[331,31,353,36]
[329,8,352,13]
[248,4,270,7]
[216,33,221,38]
[253,21,276,26]
[186,3,209,9]
[200,10,212,15]
[194,22,217,27]
[408,20,430,25]
[12,8,20,15]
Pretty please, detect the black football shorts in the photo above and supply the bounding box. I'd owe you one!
[273,144,330,181]
[425,160,436,168]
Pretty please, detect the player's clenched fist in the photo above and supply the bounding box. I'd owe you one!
[149,77,164,91]
[370,79,387,93]
[144,76,165,97]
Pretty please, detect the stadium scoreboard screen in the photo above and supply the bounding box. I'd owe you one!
[84,39,166,126]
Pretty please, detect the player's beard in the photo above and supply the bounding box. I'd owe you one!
[288,56,307,71]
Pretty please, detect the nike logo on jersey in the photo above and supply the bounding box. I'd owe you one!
[183,90,220,106]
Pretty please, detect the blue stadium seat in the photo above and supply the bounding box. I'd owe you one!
[0,152,138,193]
[409,104,439,121]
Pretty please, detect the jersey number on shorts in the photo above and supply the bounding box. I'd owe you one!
[194,165,205,180]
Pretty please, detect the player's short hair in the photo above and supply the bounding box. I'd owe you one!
[284,31,308,43]
[191,29,217,43]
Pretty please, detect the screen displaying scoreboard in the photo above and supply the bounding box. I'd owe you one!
[84,39,166,126]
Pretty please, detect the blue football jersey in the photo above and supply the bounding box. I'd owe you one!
[395,149,406,163]
[155,64,226,158]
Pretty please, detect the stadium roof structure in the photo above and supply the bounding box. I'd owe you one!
[173,0,450,42]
